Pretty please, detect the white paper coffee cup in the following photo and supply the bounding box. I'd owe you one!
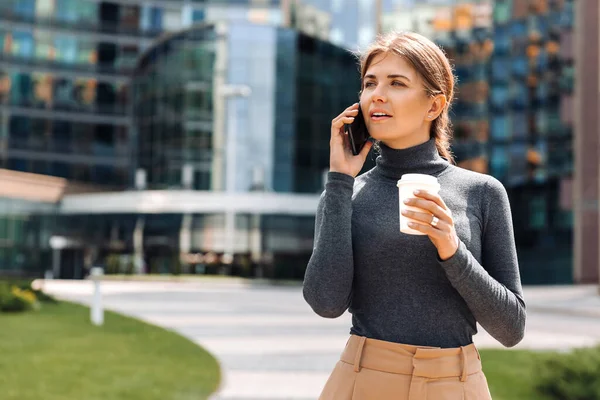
[396,174,441,235]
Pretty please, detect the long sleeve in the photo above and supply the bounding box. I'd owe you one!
[438,177,526,347]
[303,172,355,318]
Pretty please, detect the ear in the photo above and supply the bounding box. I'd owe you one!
[426,94,447,121]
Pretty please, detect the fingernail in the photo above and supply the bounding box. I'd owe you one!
[408,222,416,227]
[401,209,408,215]
[414,190,420,195]
[403,199,410,204]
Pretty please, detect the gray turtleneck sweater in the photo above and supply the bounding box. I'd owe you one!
[303,139,526,348]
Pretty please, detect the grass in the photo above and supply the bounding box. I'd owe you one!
[0,301,221,400]
[481,348,552,400]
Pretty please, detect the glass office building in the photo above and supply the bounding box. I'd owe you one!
[490,0,574,284]
[0,0,177,189]
[49,21,361,279]
[132,22,359,193]
[0,0,371,190]
[1,1,374,279]
[380,0,576,284]
[0,169,62,276]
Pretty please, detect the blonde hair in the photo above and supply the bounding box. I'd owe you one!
[360,31,456,163]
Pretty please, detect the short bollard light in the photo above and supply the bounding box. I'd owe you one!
[90,267,104,326]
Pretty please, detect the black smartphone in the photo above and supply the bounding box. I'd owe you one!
[344,105,370,156]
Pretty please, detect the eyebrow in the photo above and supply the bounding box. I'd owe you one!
[364,74,411,82]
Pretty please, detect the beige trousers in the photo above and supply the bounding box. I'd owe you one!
[319,335,493,400]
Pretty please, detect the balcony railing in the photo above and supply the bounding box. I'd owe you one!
[0,11,163,39]
[0,53,134,77]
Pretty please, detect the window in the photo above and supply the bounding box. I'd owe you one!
[508,143,527,184]
[528,15,548,40]
[493,27,511,56]
[53,77,74,110]
[93,165,115,184]
[536,48,548,72]
[14,0,35,18]
[491,59,510,83]
[528,195,547,229]
[510,81,528,109]
[493,1,511,25]
[0,71,10,104]
[52,120,72,153]
[560,64,574,93]
[120,5,140,32]
[7,158,28,172]
[76,39,97,66]
[491,115,511,140]
[50,162,70,179]
[490,85,508,112]
[35,31,55,60]
[54,35,78,64]
[535,109,549,136]
[512,112,528,138]
[35,0,55,19]
[490,145,508,179]
[32,73,54,108]
[512,57,528,78]
[11,31,34,58]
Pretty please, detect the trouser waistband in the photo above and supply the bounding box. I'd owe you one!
[340,335,482,382]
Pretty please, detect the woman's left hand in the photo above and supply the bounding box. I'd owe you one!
[402,190,459,261]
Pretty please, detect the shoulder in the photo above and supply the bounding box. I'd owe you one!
[441,165,497,190]
[442,165,509,203]
[354,168,378,188]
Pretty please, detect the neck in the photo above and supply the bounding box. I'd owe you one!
[375,138,449,179]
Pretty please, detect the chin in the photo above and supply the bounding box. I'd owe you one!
[369,129,410,143]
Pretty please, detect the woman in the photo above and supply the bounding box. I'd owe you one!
[303,31,526,399]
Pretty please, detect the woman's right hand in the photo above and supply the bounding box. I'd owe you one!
[329,103,374,178]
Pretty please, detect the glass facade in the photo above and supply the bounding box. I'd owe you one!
[0,0,171,188]
[489,0,574,284]
[383,0,576,284]
[0,197,56,275]
[276,29,360,193]
[133,22,360,193]
[52,211,315,279]
[133,25,217,190]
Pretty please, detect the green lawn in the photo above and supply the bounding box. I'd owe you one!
[481,348,551,400]
[0,301,221,400]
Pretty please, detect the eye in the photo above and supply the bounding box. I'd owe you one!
[392,81,406,87]
[364,81,376,88]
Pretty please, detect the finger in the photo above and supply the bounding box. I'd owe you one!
[404,211,450,231]
[406,220,445,237]
[358,139,373,158]
[413,190,448,210]
[332,108,359,126]
[403,198,451,223]
[331,116,357,134]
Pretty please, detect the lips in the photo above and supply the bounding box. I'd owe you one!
[370,111,392,121]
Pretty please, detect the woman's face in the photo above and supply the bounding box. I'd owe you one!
[360,52,438,149]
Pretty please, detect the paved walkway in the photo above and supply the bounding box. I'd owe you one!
[41,280,600,400]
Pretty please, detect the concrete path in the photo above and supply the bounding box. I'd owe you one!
[41,280,600,400]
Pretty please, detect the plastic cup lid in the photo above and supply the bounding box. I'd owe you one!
[396,174,439,187]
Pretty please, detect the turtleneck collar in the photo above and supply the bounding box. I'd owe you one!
[374,138,449,180]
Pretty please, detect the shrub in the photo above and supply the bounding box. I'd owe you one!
[0,283,38,312]
[105,254,121,274]
[12,280,57,303]
[536,345,600,400]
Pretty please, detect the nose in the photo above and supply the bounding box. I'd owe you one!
[369,84,387,103]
